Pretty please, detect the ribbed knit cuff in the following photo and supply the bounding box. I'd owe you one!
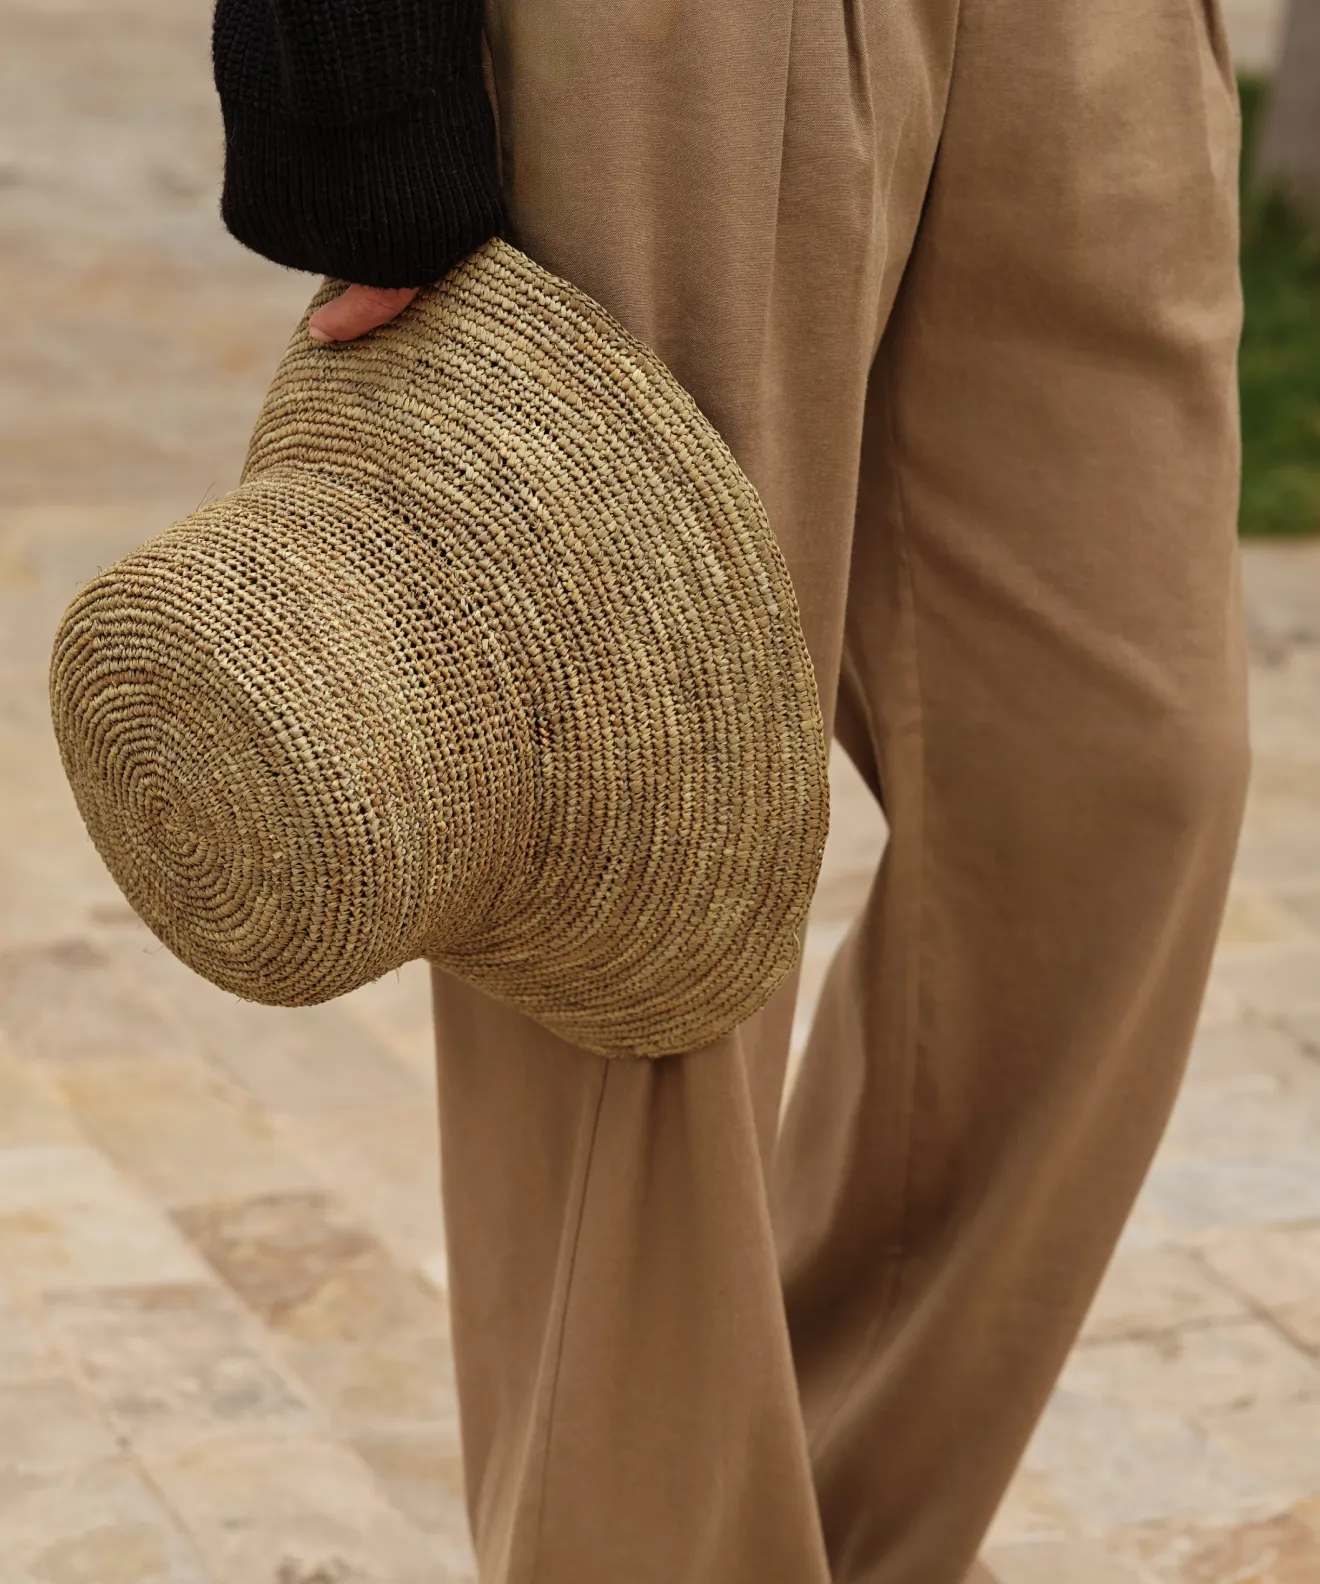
[220,77,504,289]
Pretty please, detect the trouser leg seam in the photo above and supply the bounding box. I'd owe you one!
[804,349,930,1457]
[524,1060,612,1584]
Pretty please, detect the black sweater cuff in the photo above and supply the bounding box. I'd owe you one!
[220,76,504,289]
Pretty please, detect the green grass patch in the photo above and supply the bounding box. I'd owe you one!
[1239,75,1320,536]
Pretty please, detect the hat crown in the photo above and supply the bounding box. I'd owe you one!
[52,467,530,997]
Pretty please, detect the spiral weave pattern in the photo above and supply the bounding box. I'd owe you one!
[50,239,829,1057]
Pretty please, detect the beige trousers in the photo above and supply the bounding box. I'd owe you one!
[433,2,1249,1580]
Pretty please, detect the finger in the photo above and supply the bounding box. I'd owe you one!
[308,284,419,344]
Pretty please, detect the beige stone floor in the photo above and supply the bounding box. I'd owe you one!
[3,2,1320,1581]
[1222,0,1288,72]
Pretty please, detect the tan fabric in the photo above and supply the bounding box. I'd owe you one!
[437,1,1248,1581]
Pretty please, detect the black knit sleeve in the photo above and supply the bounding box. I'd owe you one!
[212,0,504,288]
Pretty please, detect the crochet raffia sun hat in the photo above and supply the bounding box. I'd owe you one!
[49,238,829,1058]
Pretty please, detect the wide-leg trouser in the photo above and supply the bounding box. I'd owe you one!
[432,1,1250,1580]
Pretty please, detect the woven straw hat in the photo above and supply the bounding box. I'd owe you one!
[49,238,828,1057]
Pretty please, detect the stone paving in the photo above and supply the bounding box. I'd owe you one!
[1223,0,1288,72]
[2,2,1319,1581]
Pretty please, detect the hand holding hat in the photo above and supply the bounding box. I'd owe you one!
[307,284,419,345]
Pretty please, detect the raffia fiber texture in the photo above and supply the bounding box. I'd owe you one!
[49,239,829,1057]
